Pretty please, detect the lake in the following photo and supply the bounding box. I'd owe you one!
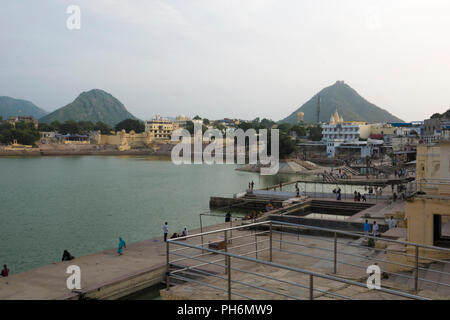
[0,156,302,274]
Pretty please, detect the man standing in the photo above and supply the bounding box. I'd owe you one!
[372,221,379,237]
[363,220,371,236]
[388,216,397,229]
[163,222,168,242]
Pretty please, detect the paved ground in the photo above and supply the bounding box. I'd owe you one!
[163,229,436,300]
[0,220,237,300]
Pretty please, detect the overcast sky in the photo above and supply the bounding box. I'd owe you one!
[1,0,449,122]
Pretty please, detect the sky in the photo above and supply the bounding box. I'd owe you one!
[1,0,449,122]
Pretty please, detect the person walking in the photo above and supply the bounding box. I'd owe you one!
[225,211,231,223]
[163,222,169,242]
[117,237,126,255]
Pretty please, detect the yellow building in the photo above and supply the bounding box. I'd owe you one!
[370,123,396,135]
[145,115,178,140]
[406,136,450,252]
[97,130,154,150]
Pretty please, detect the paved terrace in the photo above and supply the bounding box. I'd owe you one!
[163,223,449,300]
[0,221,239,300]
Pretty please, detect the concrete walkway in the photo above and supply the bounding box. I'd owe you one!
[0,221,236,300]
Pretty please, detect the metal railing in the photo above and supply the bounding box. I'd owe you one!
[416,178,450,198]
[164,220,450,300]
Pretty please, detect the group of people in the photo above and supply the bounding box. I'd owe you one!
[363,216,397,238]
[354,191,367,202]
[163,222,188,242]
[248,181,255,190]
[394,168,408,178]
[244,210,263,221]
[363,220,379,237]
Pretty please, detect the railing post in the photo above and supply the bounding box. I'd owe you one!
[255,225,258,259]
[224,230,228,274]
[333,232,337,274]
[280,225,283,250]
[200,214,204,253]
[415,246,419,293]
[309,274,314,300]
[166,240,170,290]
[227,255,231,300]
[230,215,233,244]
[269,222,273,262]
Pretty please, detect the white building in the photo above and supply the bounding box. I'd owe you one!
[321,109,372,157]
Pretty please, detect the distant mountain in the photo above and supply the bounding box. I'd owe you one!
[280,81,404,124]
[39,89,137,126]
[431,108,450,119]
[0,96,48,120]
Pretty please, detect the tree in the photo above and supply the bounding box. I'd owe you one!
[115,119,145,133]
[308,126,323,141]
[277,123,293,134]
[193,115,202,120]
[94,122,113,134]
[59,120,80,135]
[203,118,210,125]
[291,124,307,137]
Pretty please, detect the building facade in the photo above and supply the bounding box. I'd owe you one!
[145,115,179,140]
[321,109,371,157]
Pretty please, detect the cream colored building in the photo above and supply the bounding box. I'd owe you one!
[145,115,179,140]
[406,135,450,252]
[370,123,397,136]
[97,130,154,150]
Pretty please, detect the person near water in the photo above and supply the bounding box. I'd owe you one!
[251,181,255,190]
[354,191,358,202]
[1,265,9,277]
[182,226,188,237]
[62,250,75,261]
[163,222,169,242]
[336,187,341,200]
[117,237,126,255]
[225,211,231,222]
[363,220,371,236]
[357,192,361,202]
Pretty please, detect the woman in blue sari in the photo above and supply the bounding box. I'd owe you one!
[118,237,126,255]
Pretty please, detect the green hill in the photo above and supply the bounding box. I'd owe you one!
[280,81,404,124]
[0,96,48,119]
[39,89,137,126]
[431,108,450,119]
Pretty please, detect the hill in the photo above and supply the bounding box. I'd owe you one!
[39,89,137,126]
[0,96,48,120]
[280,81,404,124]
[431,108,450,119]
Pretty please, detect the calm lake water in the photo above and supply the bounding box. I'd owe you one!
[0,156,303,274]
